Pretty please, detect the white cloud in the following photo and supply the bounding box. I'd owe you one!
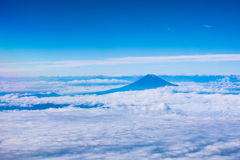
[0,67,35,72]
[1,54,240,72]
[1,80,240,117]
[67,79,131,84]
[0,106,240,160]
[41,54,240,68]
[0,79,240,159]
[0,79,127,93]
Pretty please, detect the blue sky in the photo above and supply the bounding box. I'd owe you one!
[0,0,240,76]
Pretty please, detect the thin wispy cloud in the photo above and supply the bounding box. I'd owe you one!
[166,27,175,32]
[203,25,212,28]
[37,54,240,68]
[0,54,240,73]
[0,67,35,73]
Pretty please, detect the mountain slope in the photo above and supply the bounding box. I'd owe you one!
[92,74,178,95]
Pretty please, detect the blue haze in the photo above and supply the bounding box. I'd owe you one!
[1,1,240,159]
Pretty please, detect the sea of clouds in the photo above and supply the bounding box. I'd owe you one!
[0,75,240,160]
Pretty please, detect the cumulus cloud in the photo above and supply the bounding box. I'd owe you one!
[0,107,240,160]
[0,78,240,159]
[1,81,240,117]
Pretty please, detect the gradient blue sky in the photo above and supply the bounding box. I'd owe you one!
[0,0,240,76]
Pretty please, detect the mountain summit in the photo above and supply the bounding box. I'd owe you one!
[123,74,177,90]
[93,74,177,95]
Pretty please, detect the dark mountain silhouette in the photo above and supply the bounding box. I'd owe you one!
[92,74,178,95]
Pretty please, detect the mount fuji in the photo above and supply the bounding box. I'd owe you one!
[93,74,178,95]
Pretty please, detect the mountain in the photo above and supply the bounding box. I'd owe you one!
[120,74,177,90]
[92,74,178,95]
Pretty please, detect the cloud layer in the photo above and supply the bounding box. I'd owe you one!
[24,54,240,68]
[0,107,240,160]
[1,54,240,73]
[0,78,128,93]
[0,76,240,159]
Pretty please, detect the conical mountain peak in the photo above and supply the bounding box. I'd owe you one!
[145,74,158,77]
[92,74,178,95]
[126,74,177,89]
[139,74,162,80]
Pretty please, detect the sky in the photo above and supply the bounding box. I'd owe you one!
[0,0,240,76]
